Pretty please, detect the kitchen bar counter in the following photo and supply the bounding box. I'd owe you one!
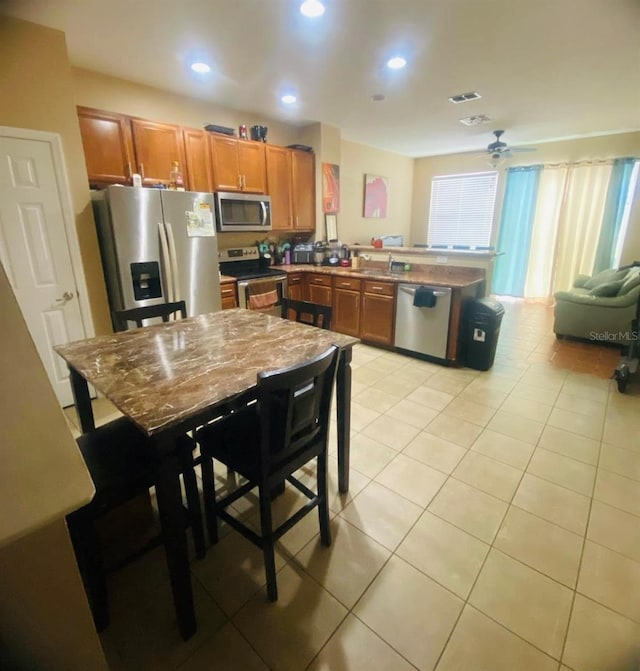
[345,245,501,259]
[277,263,485,291]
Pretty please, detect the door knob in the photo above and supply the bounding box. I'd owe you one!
[56,291,74,304]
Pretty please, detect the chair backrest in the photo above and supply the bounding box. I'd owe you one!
[281,298,332,330]
[112,300,187,332]
[256,346,339,477]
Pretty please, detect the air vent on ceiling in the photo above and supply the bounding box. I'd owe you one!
[449,91,482,104]
[459,114,492,126]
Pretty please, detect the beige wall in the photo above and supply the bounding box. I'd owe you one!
[340,140,414,246]
[0,16,111,335]
[412,132,640,260]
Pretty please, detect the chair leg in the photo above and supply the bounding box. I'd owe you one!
[181,450,206,559]
[317,451,332,547]
[66,510,110,632]
[200,455,219,544]
[258,485,278,601]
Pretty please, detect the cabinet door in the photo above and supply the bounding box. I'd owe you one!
[209,134,241,191]
[238,141,267,193]
[77,106,134,185]
[333,288,361,336]
[292,150,315,230]
[220,281,238,310]
[182,127,212,192]
[266,146,293,230]
[308,284,332,307]
[361,293,395,345]
[130,119,185,186]
[287,273,304,300]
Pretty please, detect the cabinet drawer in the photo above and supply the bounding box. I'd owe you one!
[363,280,394,297]
[288,273,303,286]
[220,283,236,298]
[333,277,362,291]
[308,274,332,287]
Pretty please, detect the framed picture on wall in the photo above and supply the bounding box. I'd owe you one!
[363,174,388,218]
[322,163,340,213]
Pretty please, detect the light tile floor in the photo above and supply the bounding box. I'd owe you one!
[65,300,640,670]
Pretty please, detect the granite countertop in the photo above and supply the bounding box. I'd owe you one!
[55,309,357,436]
[276,264,485,289]
[348,245,502,258]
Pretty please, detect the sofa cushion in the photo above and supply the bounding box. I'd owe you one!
[589,280,627,297]
[584,268,629,289]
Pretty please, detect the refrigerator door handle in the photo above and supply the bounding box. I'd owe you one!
[164,222,181,302]
[158,222,174,302]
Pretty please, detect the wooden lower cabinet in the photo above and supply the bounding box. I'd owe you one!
[359,281,395,345]
[220,281,238,309]
[332,277,362,336]
[307,274,332,307]
[286,273,304,300]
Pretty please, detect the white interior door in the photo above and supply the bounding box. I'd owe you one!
[0,134,88,406]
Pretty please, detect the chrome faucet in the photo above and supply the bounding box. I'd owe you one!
[388,252,394,272]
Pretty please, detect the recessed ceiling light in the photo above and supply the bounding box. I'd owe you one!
[386,56,407,70]
[281,94,297,104]
[300,0,325,18]
[190,62,211,74]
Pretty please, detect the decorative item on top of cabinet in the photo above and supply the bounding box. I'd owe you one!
[286,273,304,300]
[360,280,395,346]
[208,133,266,193]
[182,127,212,192]
[307,273,332,307]
[129,118,185,187]
[220,280,238,310]
[77,106,135,186]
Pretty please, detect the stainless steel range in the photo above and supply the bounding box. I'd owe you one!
[218,247,287,315]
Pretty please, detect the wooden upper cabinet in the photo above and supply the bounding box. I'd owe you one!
[265,146,293,230]
[130,118,185,186]
[182,127,212,192]
[77,106,134,185]
[292,150,316,230]
[209,134,267,193]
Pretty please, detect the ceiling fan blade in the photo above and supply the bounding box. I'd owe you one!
[510,147,537,152]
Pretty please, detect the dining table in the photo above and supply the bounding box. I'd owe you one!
[54,308,358,640]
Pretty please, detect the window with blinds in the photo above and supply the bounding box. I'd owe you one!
[428,171,498,247]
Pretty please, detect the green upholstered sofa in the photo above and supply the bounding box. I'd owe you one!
[553,266,640,341]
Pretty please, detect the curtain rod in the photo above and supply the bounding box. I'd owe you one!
[510,156,638,171]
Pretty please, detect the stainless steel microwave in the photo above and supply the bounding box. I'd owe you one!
[214,192,272,232]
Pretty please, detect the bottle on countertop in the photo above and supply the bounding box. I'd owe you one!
[168,161,185,191]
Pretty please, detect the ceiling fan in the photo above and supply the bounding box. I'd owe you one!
[483,130,537,160]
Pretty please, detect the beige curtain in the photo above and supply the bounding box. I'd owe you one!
[523,166,567,299]
[552,162,613,292]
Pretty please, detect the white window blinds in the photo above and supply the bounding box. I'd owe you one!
[428,171,498,247]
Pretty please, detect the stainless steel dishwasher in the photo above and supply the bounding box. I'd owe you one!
[394,284,452,360]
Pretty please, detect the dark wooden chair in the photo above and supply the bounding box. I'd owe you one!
[67,299,204,631]
[281,298,332,330]
[112,300,187,332]
[196,345,339,601]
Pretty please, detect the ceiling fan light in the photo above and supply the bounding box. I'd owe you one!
[300,0,325,18]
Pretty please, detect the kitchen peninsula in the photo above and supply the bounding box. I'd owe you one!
[278,262,485,364]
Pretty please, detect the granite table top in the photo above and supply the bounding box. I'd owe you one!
[55,309,358,436]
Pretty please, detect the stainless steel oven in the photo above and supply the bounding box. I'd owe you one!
[219,247,287,317]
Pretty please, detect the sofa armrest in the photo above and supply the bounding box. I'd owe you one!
[555,288,640,308]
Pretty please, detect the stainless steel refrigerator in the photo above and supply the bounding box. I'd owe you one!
[93,186,221,329]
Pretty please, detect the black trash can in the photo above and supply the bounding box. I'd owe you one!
[463,297,505,371]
